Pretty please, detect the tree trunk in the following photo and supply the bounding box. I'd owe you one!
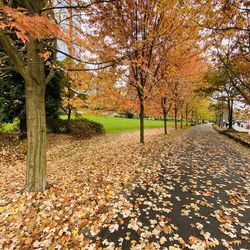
[228,99,234,129]
[139,97,144,143]
[180,112,183,128]
[163,107,167,134]
[161,97,167,134]
[216,112,219,126]
[25,38,47,192]
[219,110,223,128]
[185,104,189,126]
[174,106,178,130]
[0,1,47,192]
[230,99,233,128]
[191,110,194,124]
[67,107,71,121]
[19,116,27,140]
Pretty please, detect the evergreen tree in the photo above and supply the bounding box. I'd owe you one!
[0,69,63,137]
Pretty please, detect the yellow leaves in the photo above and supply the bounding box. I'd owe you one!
[169,246,182,250]
[205,238,219,248]
[177,237,185,245]
[190,202,200,212]
[222,239,242,249]
[219,223,233,232]
[189,236,199,245]
[144,243,154,250]
[125,232,131,241]
[229,240,241,246]
[60,232,71,246]
[79,219,88,230]
[198,199,213,208]
[105,190,114,200]
[23,236,33,246]
[163,225,174,234]
[212,210,235,224]
[90,221,100,236]
[188,236,206,250]
[189,233,219,249]
[227,190,245,205]
[71,229,78,238]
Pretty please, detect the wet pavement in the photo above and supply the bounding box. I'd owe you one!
[87,125,250,249]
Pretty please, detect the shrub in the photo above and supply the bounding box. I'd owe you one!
[47,118,104,138]
[122,111,134,119]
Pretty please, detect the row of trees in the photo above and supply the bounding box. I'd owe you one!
[0,0,248,192]
[191,0,249,130]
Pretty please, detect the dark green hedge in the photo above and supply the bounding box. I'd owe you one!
[47,118,104,138]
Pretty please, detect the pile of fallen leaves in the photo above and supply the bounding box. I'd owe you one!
[0,132,26,164]
[0,128,180,249]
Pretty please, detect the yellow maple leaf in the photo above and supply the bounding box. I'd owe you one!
[163,225,173,234]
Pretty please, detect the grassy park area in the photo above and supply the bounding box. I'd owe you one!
[61,114,178,133]
[1,115,179,133]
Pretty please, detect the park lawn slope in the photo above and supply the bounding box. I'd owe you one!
[1,114,180,133]
[60,114,178,133]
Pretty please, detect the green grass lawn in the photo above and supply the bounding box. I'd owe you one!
[60,114,179,133]
[1,114,182,133]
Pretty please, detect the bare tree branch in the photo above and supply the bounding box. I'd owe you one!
[42,0,116,12]
[0,31,28,79]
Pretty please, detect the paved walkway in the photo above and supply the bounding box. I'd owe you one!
[88,125,250,249]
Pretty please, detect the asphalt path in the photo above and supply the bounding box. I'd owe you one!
[88,125,250,250]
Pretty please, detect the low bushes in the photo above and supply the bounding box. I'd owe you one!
[47,118,105,138]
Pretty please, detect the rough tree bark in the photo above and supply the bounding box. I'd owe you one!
[19,116,27,140]
[0,1,48,192]
[25,37,47,192]
[161,97,167,134]
[139,95,145,144]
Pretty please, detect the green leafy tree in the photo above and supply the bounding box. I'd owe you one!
[0,70,62,137]
[203,67,240,129]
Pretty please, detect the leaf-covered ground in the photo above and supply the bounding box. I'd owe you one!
[85,125,250,250]
[0,125,249,249]
[0,128,180,249]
